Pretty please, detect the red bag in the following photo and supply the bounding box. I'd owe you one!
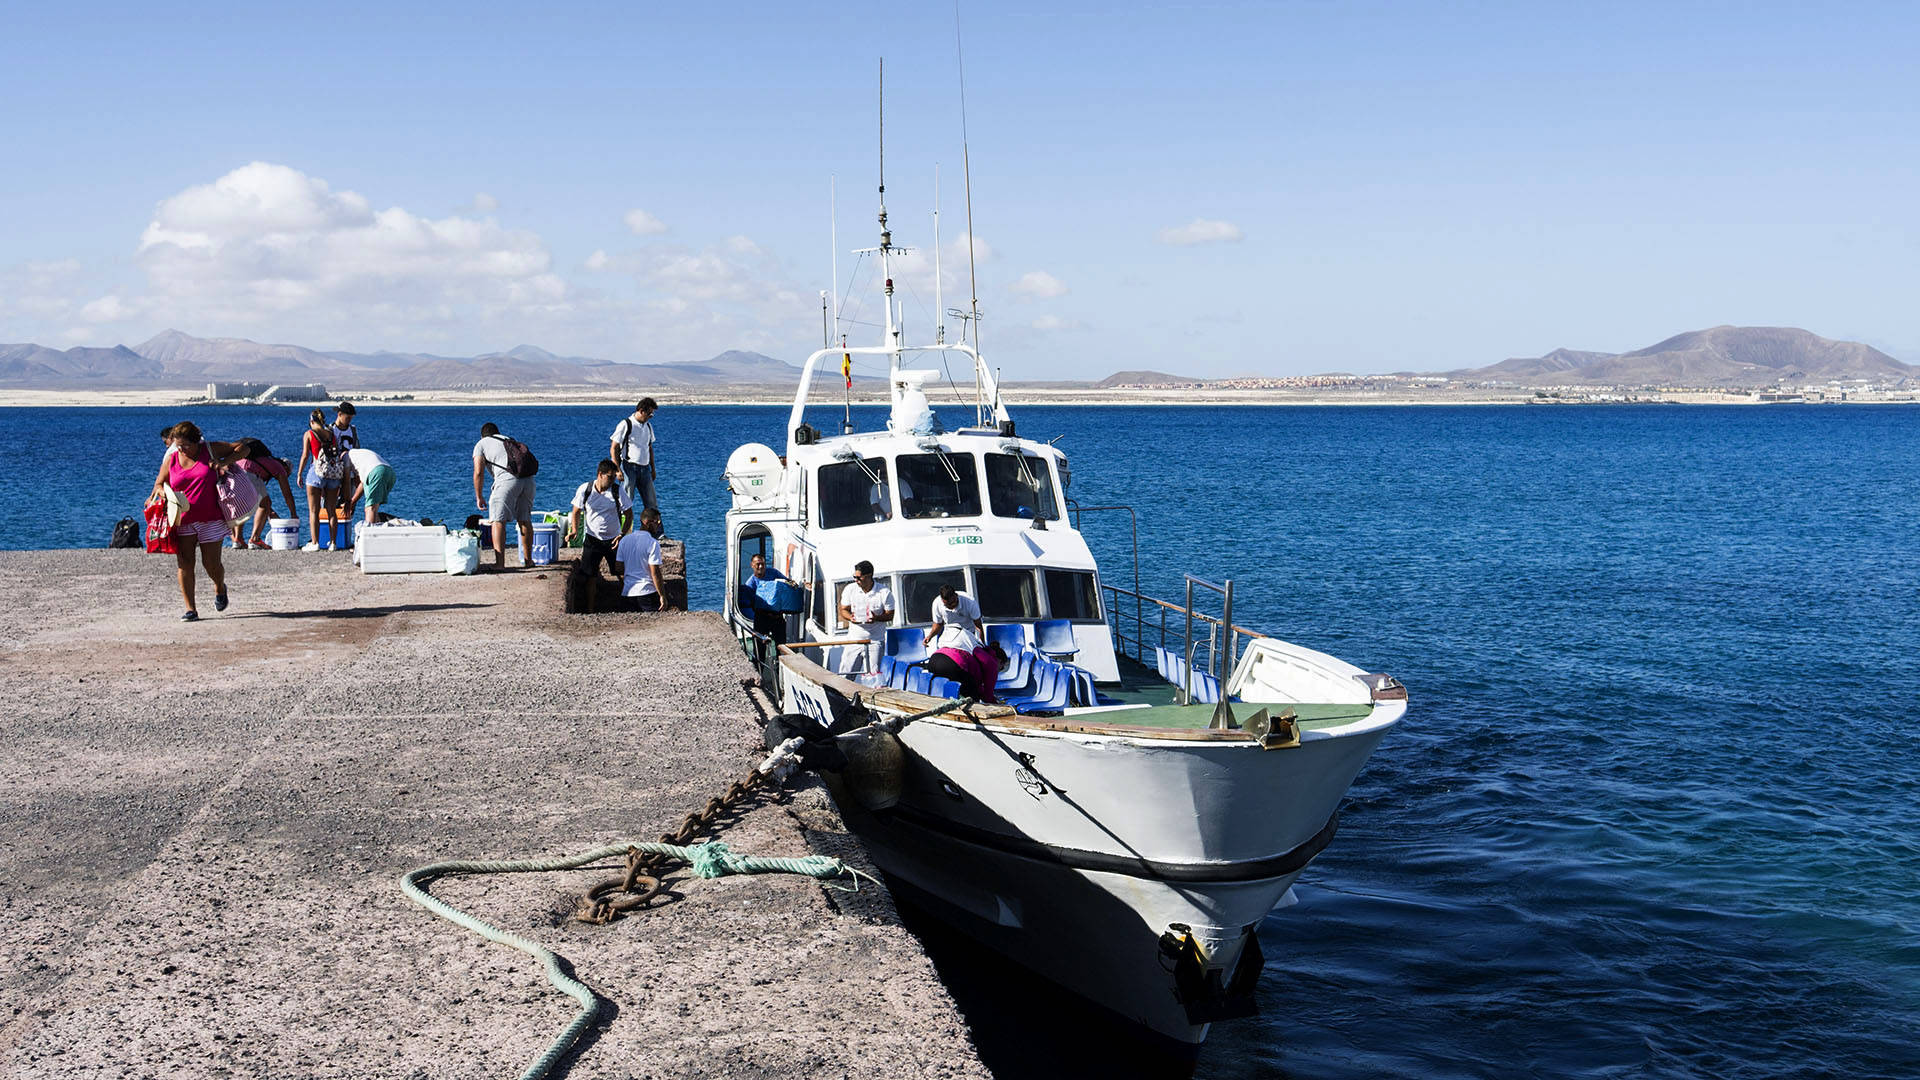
[144,502,177,555]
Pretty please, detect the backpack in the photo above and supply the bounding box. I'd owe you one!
[489,434,539,477]
[314,432,347,480]
[108,517,139,549]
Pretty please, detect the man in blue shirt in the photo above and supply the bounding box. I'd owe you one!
[745,552,790,645]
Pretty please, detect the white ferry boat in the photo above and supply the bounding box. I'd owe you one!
[721,179,1406,1055]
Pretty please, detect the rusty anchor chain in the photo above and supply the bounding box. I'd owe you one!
[576,769,771,924]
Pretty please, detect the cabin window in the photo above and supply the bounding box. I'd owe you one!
[901,569,967,622]
[896,452,982,519]
[984,453,1059,521]
[973,567,1040,619]
[1044,569,1102,622]
[818,457,892,529]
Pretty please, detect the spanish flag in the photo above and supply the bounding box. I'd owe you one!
[842,352,853,389]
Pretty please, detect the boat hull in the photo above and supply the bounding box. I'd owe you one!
[777,652,1399,1046]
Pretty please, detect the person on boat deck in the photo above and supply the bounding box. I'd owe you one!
[837,560,895,673]
[745,553,791,645]
[925,582,984,652]
[612,507,670,612]
[925,642,1008,705]
[608,398,660,518]
[568,460,631,580]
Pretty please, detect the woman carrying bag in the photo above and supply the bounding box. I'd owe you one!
[148,421,242,621]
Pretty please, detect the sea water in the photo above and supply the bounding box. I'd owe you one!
[2,402,1916,1079]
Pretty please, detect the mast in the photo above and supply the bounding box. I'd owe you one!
[878,58,901,382]
[955,5,984,425]
[933,165,945,345]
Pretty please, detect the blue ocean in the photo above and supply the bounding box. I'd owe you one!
[3,402,1916,1079]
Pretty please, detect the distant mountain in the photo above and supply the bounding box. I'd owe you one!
[1459,327,1914,387]
[1094,369,1199,387]
[0,330,808,391]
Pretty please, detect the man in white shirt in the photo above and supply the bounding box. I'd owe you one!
[836,560,895,673]
[925,582,983,652]
[343,446,395,524]
[472,422,535,571]
[608,398,659,516]
[613,507,669,612]
[567,460,631,579]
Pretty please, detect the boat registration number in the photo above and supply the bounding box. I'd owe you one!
[947,535,982,545]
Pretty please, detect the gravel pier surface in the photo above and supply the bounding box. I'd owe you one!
[0,548,988,1079]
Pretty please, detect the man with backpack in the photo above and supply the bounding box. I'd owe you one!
[608,398,660,517]
[472,422,539,570]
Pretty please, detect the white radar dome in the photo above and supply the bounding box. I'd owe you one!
[724,443,783,506]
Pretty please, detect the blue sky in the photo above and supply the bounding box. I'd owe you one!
[1,1,1914,378]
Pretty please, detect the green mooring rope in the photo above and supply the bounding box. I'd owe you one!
[399,840,855,1080]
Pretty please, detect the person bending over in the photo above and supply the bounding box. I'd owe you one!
[924,642,1008,704]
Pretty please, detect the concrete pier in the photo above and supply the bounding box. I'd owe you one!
[0,550,989,1079]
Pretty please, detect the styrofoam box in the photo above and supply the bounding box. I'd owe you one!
[358,525,449,574]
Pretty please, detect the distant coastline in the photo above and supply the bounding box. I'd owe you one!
[4,386,1914,409]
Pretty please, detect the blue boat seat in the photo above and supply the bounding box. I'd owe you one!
[886,627,929,664]
[996,646,1038,693]
[1009,663,1072,713]
[986,624,1029,668]
[929,676,960,699]
[908,667,934,695]
[1033,618,1078,661]
[889,661,913,691]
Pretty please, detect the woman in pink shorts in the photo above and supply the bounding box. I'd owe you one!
[148,421,241,621]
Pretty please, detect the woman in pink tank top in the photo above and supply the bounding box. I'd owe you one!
[147,421,243,621]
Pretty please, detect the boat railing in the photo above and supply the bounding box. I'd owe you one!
[1101,580,1267,704]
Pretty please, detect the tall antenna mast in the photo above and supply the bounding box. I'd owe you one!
[955,2,984,425]
[829,174,837,344]
[933,165,944,345]
[877,58,901,378]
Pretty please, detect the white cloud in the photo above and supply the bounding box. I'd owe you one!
[584,249,613,271]
[1010,271,1068,299]
[624,208,668,236]
[1158,218,1245,246]
[473,192,499,212]
[1030,314,1081,332]
[80,295,134,323]
[724,235,762,256]
[114,162,568,342]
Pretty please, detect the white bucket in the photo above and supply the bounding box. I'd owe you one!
[267,518,300,551]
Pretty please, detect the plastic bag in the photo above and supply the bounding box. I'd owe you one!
[445,530,480,576]
[143,502,177,554]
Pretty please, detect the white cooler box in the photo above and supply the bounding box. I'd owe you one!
[357,525,449,574]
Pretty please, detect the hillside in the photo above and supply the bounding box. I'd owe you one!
[1094,369,1200,388]
[0,331,806,391]
[1460,326,1914,387]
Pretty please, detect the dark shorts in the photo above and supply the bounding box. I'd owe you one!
[618,593,663,613]
[580,534,619,578]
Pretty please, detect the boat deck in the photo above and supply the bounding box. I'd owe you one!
[1064,654,1377,731]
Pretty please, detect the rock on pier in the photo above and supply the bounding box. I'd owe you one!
[0,549,989,1079]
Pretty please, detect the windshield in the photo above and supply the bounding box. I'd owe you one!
[974,567,1040,619]
[1044,569,1101,621]
[896,452,982,519]
[818,457,891,529]
[985,453,1060,521]
[901,569,967,622]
